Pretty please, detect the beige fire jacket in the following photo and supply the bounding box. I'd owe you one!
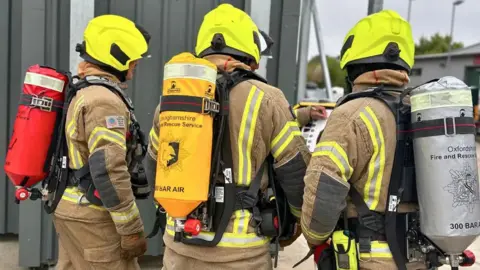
[54,62,143,237]
[301,70,415,249]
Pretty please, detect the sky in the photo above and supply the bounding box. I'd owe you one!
[307,0,480,59]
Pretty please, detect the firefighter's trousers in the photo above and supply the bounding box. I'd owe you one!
[53,215,140,270]
[161,237,273,270]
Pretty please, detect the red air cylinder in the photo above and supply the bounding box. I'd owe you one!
[4,64,69,188]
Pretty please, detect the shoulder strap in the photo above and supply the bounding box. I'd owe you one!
[80,75,135,110]
[336,86,403,117]
[340,87,411,270]
[229,68,268,86]
[43,73,77,214]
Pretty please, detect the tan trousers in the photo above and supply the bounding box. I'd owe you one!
[161,245,273,270]
[53,215,140,270]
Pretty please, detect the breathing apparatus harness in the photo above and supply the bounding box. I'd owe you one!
[148,68,296,265]
[28,74,150,214]
[299,84,476,269]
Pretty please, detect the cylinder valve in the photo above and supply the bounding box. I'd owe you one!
[184,219,201,236]
[15,188,29,201]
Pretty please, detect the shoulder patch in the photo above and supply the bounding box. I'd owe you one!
[105,116,126,129]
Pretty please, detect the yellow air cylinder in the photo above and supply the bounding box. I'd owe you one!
[154,52,218,219]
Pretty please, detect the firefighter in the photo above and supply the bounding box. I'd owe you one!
[146,4,311,269]
[300,10,428,269]
[52,14,151,269]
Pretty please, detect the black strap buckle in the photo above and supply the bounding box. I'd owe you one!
[235,190,257,210]
[203,98,220,114]
[358,237,372,253]
[30,95,54,112]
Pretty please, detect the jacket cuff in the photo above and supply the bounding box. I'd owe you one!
[109,201,145,236]
[295,107,312,127]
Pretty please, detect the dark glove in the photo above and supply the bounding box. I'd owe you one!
[279,223,302,247]
[120,232,147,260]
[313,242,331,264]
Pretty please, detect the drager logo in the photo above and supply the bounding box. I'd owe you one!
[167,80,180,94]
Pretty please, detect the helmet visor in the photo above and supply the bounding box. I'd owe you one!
[259,30,274,59]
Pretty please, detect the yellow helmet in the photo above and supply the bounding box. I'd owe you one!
[195,4,273,65]
[339,10,414,72]
[76,14,150,78]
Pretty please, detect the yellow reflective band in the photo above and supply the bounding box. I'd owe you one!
[61,187,106,211]
[163,63,217,84]
[165,218,269,248]
[24,71,65,93]
[238,86,264,186]
[313,141,353,181]
[301,221,331,242]
[359,106,385,210]
[359,241,392,259]
[67,96,85,169]
[232,210,251,234]
[293,108,298,118]
[88,127,126,153]
[271,121,302,159]
[110,203,140,224]
[149,128,159,151]
[289,204,301,218]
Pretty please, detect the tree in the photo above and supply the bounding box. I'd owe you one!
[307,55,346,88]
[415,33,464,55]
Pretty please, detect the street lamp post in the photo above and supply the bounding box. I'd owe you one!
[407,0,415,22]
[446,0,465,71]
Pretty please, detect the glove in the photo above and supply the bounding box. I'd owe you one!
[120,232,147,260]
[313,242,331,264]
[279,223,302,248]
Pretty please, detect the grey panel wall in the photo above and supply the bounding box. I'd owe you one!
[267,0,301,104]
[0,0,19,236]
[0,0,70,268]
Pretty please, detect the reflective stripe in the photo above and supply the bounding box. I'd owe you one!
[110,203,140,224]
[165,218,269,248]
[149,128,159,151]
[61,187,106,211]
[232,210,251,234]
[271,121,302,159]
[359,106,385,210]
[237,86,264,186]
[359,241,392,259]
[67,95,85,169]
[163,63,217,84]
[88,127,126,152]
[289,204,301,218]
[24,71,65,93]
[313,141,353,181]
[301,221,331,242]
[293,108,298,118]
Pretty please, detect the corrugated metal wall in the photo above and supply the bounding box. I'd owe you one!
[0,0,72,267]
[0,0,300,268]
